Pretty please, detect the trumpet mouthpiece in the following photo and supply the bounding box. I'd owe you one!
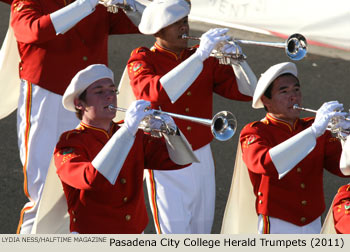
[108,104,116,111]
[293,104,300,110]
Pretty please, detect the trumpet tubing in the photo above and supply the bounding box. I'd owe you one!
[182,33,307,61]
[108,105,237,141]
[293,104,350,140]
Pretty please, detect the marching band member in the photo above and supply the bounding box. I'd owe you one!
[10,0,142,233]
[55,64,197,233]
[126,0,257,234]
[223,62,349,234]
[322,124,350,234]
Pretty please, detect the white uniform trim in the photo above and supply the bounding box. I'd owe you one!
[50,0,95,35]
[146,143,215,234]
[0,16,21,120]
[162,129,199,165]
[220,143,257,234]
[258,215,321,234]
[91,125,135,185]
[160,52,203,103]
[269,127,316,179]
[231,60,257,97]
[17,81,79,234]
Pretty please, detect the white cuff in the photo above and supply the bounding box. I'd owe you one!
[50,0,95,35]
[160,52,203,103]
[231,60,257,97]
[162,129,199,165]
[340,137,350,175]
[122,1,146,25]
[269,127,316,179]
[91,125,135,184]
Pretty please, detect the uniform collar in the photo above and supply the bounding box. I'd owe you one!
[79,121,117,139]
[153,42,189,61]
[265,113,301,132]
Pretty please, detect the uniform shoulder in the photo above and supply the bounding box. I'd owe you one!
[242,119,269,130]
[130,47,150,57]
[59,128,84,143]
[300,116,315,125]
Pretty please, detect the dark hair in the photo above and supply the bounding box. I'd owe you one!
[262,73,299,111]
[75,89,87,120]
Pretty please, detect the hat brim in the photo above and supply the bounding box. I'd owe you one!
[252,62,298,109]
[62,64,114,112]
[139,0,191,35]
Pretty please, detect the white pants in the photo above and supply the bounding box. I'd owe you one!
[16,80,79,234]
[145,144,215,234]
[258,214,322,234]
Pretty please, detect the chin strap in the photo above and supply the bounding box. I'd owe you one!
[269,127,316,179]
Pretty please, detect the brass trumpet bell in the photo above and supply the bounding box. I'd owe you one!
[211,111,237,141]
[285,34,307,61]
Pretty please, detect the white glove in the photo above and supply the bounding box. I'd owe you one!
[99,0,136,10]
[89,0,100,8]
[195,28,230,61]
[311,101,347,137]
[222,42,242,55]
[147,113,177,136]
[124,100,152,136]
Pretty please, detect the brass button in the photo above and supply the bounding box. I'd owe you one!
[259,200,262,204]
[258,192,262,196]
[120,178,127,184]
[19,66,23,71]
[300,183,306,189]
[187,126,191,131]
[301,200,307,206]
[125,214,131,221]
[185,107,190,113]
[123,197,128,203]
[300,217,306,223]
[73,218,77,222]
[71,210,75,215]
[187,91,191,96]
[82,56,88,61]
[297,167,302,173]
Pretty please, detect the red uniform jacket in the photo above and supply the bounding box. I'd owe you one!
[11,0,139,95]
[332,184,350,234]
[54,122,186,234]
[240,113,346,226]
[127,43,252,150]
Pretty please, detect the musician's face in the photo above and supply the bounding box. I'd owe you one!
[76,78,117,127]
[155,16,189,54]
[262,74,301,124]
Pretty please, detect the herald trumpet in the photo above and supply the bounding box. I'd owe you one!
[293,104,350,140]
[182,33,307,62]
[108,105,237,141]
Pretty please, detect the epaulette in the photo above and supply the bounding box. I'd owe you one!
[303,116,315,122]
[249,121,260,127]
[249,118,269,128]
[337,184,350,193]
[65,129,82,140]
[130,47,149,57]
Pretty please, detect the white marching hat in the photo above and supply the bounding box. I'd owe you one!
[62,64,114,112]
[139,0,191,35]
[252,62,298,109]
